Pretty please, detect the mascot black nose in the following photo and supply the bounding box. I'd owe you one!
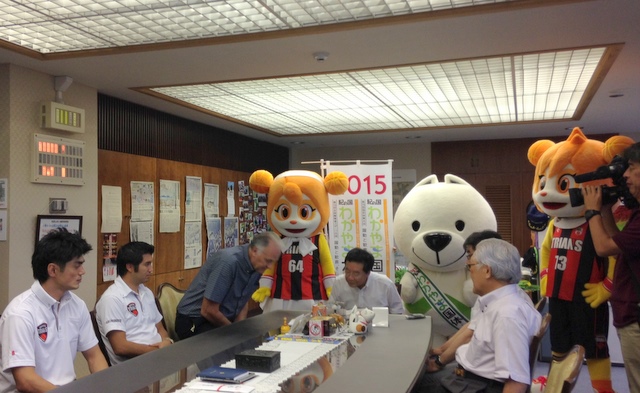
[424,233,451,253]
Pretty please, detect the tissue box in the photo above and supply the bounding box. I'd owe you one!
[235,349,281,373]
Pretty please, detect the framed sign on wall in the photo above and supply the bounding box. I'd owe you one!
[36,215,83,244]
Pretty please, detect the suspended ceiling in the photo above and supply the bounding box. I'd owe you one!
[0,0,638,147]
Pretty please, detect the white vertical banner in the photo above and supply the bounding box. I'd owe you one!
[324,160,394,278]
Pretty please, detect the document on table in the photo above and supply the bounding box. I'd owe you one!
[180,380,254,392]
[176,339,346,393]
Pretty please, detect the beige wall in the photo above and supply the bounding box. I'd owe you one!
[0,64,99,310]
[0,65,8,308]
[289,141,432,180]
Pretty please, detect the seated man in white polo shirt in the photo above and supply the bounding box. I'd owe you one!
[0,228,108,392]
[96,242,172,365]
[328,248,404,314]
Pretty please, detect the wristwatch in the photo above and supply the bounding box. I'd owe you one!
[584,210,601,221]
[164,337,174,344]
[433,355,445,368]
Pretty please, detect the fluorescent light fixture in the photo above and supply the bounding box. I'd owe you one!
[146,46,611,136]
[0,0,520,54]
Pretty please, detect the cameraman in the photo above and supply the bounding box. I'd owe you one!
[582,142,640,393]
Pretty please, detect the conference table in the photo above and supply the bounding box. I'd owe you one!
[52,310,432,393]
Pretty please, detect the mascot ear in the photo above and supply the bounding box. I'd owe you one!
[603,135,635,162]
[528,139,555,166]
[324,171,349,195]
[249,170,274,194]
[443,174,471,186]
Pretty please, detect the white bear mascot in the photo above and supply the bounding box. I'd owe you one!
[394,174,497,344]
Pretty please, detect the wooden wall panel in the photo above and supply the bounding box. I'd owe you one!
[156,159,203,275]
[98,150,253,298]
[98,94,288,175]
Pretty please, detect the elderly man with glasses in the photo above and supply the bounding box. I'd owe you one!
[414,239,541,393]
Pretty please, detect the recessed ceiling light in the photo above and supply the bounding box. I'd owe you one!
[0,0,519,54]
[313,52,330,62]
[147,45,613,137]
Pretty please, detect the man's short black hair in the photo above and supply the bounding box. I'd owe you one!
[344,247,374,273]
[116,241,155,276]
[463,230,502,250]
[32,228,92,283]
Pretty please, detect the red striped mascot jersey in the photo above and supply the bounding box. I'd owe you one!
[548,221,607,302]
[271,235,327,301]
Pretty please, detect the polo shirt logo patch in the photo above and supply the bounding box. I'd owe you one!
[37,323,48,342]
[127,302,139,316]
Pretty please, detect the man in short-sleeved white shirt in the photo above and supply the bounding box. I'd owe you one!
[329,248,404,314]
[416,239,541,393]
[0,228,108,393]
[96,242,171,365]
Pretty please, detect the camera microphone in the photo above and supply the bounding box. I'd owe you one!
[574,165,620,183]
[574,156,628,184]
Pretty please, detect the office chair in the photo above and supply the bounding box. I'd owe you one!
[528,313,551,393]
[89,310,111,366]
[543,344,585,393]
[156,282,186,342]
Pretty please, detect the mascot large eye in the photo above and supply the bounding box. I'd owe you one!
[538,176,547,190]
[412,220,420,232]
[301,375,318,392]
[274,203,291,220]
[556,174,576,193]
[298,204,316,220]
[455,220,465,231]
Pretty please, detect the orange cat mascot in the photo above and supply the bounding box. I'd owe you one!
[250,170,348,312]
[528,128,633,393]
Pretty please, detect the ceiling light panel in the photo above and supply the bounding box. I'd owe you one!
[151,47,606,135]
[0,0,517,53]
[150,46,608,136]
[515,47,605,121]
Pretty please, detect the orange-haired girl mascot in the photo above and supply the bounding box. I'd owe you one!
[250,170,348,312]
[528,128,634,393]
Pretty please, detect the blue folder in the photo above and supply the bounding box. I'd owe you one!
[196,366,257,384]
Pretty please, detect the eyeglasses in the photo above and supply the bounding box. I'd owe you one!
[465,263,479,271]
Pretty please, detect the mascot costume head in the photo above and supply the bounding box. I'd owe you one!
[393,174,496,344]
[528,127,633,393]
[280,355,333,393]
[250,169,348,312]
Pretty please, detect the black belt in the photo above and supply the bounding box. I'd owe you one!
[454,366,505,389]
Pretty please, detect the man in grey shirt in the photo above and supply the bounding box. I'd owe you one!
[175,232,282,339]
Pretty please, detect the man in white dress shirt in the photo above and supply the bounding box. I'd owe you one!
[329,248,404,314]
[96,242,172,365]
[415,239,541,393]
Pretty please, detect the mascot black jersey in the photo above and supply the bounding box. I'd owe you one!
[271,235,327,300]
[548,221,607,302]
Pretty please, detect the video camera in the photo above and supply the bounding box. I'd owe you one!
[568,156,638,208]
